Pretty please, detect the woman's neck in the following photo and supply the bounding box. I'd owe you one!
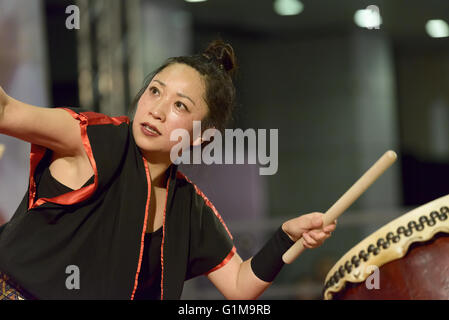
[142,151,172,188]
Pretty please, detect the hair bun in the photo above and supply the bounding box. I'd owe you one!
[203,40,237,76]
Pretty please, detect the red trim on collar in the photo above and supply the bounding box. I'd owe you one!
[130,157,152,300]
[130,163,172,300]
[159,167,172,301]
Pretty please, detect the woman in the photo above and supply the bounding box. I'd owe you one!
[0,40,336,300]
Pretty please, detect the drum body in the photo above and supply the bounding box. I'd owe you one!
[324,194,449,300]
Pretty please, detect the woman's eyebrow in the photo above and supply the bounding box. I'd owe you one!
[177,92,196,106]
[154,79,166,87]
[153,79,196,106]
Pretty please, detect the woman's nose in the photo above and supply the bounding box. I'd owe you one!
[149,101,166,122]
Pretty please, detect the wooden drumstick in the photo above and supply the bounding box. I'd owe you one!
[0,144,4,159]
[282,150,397,264]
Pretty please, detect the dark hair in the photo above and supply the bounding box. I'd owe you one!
[130,40,237,135]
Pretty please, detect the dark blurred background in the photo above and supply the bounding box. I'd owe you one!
[1,0,449,299]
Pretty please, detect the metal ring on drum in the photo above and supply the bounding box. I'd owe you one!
[323,194,449,300]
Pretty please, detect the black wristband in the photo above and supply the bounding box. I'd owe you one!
[250,226,295,282]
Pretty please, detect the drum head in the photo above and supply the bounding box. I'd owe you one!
[323,194,449,300]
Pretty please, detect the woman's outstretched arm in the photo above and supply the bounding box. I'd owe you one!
[207,212,336,300]
[0,86,94,189]
[0,86,85,157]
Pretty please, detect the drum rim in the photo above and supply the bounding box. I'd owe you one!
[323,194,449,300]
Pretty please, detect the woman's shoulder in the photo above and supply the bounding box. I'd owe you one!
[175,170,218,211]
[175,171,202,194]
[59,107,130,127]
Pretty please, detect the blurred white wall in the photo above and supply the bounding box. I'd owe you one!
[351,31,401,209]
[0,0,49,222]
[141,1,193,74]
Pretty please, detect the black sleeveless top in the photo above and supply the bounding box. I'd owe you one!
[36,164,162,300]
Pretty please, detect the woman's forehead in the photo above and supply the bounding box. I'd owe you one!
[153,63,205,92]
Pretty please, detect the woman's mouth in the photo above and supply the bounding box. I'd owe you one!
[141,123,161,136]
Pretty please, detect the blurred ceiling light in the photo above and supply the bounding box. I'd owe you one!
[425,19,449,38]
[274,0,304,16]
[354,5,382,29]
[185,0,207,3]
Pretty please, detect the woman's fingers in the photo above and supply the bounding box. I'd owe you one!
[283,213,337,247]
[311,230,331,242]
[282,212,325,240]
[308,230,322,240]
[302,232,317,247]
[323,223,336,233]
[303,228,334,249]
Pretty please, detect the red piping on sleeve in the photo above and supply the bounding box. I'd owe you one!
[27,108,129,210]
[28,110,93,209]
[70,110,129,126]
[176,171,237,276]
[204,246,236,276]
[176,171,234,240]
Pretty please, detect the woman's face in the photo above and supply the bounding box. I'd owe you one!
[132,63,209,160]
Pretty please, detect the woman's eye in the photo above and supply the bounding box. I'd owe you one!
[175,101,188,111]
[149,87,159,95]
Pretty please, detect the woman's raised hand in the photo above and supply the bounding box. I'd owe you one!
[281,212,336,249]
